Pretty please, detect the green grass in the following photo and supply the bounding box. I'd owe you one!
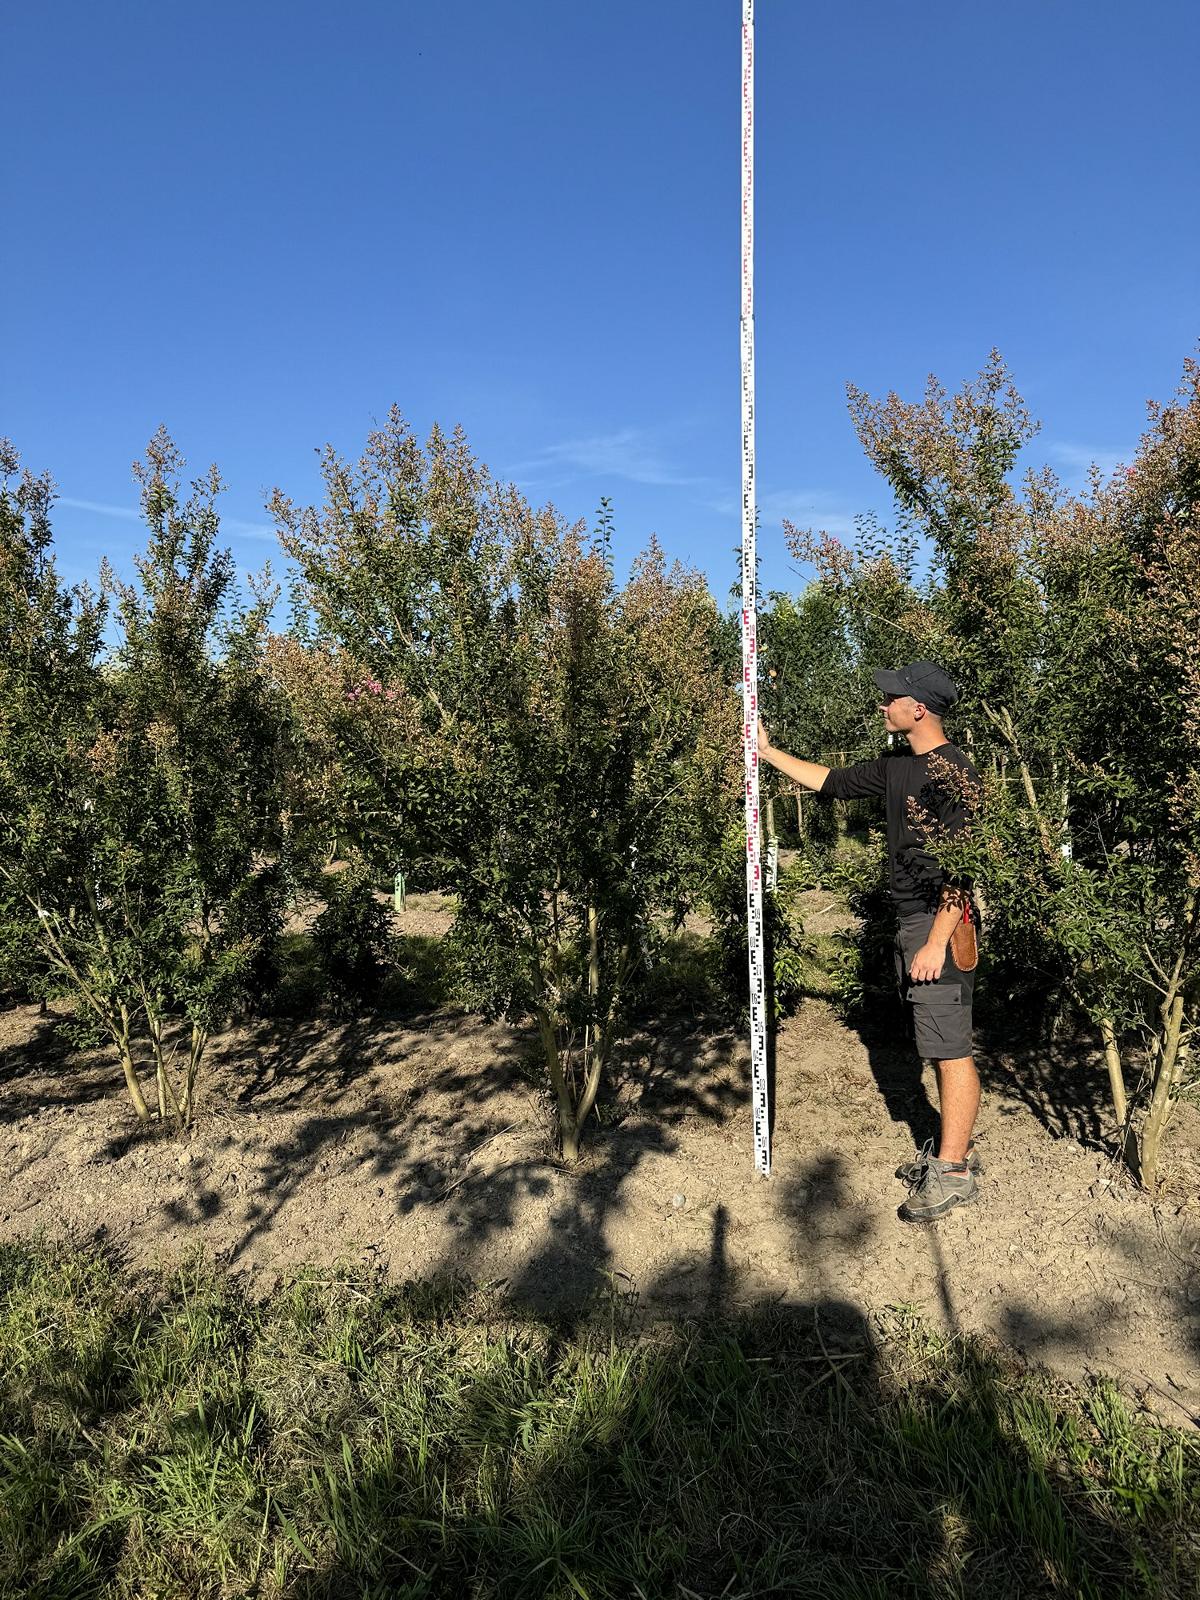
[1,1244,1197,1598]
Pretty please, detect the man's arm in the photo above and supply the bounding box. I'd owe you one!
[756,720,830,792]
[758,720,889,800]
[910,888,963,982]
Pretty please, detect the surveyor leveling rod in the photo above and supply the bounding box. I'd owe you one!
[741,0,770,1177]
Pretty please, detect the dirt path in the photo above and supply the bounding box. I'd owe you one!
[3,945,1197,1427]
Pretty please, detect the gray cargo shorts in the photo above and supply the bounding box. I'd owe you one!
[894,911,975,1060]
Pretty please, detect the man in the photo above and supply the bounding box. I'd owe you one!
[758,660,982,1222]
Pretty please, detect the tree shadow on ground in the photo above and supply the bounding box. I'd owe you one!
[407,1019,749,1310]
[844,967,1120,1159]
[973,1025,1118,1152]
[0,1004,118,1123]
[184,1015,539,1269]
[993,1218,1200,1424]
[7,932,1193,1435]
[0,922,462,1138]
[73,1000,750,1292]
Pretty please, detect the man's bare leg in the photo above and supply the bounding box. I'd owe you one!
[932,1056,980,1163]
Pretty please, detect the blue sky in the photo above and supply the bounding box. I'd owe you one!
[4,0,1197,604]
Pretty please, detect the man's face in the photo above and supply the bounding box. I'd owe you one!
[880,692,923,733]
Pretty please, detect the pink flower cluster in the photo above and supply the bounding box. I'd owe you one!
[347,679,398,704]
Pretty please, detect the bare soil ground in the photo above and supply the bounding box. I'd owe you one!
[2,891,1197,1427]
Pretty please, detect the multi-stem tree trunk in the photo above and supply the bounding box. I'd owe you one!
[145,1005,208,1128]
[1092,894,1196,1187]
[538,906,628,1162]
[182,1022,206,1125]
[146,1006,183,1124]
[10,885,152,1121]
[539,1005,606,1163]
[1140,893,1198,1187]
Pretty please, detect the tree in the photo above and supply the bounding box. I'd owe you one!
[0,433,292,1126]
[795,352,1200,1185]
[272,411,734,1159]
[0,442,107,1010]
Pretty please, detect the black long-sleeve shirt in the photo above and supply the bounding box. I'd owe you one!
[820,743,980,917]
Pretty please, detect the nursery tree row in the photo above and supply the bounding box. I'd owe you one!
[2,353,1196,1179]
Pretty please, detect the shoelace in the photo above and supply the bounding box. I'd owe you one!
[907,1138,937,1191]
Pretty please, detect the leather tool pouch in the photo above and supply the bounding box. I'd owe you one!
[950,902,979,972]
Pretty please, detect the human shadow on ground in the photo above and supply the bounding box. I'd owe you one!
[8,1213,1184,1600]
[9,939,1192,1425]
[854,1007,941,1154]
[268,1200,1184,1599]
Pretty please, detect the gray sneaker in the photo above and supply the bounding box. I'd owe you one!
[898,1155,977,1222]
[895,1139,981,1184]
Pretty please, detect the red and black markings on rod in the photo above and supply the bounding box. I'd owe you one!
[741,0,770,1177]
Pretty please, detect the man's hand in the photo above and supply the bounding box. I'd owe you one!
[910,940,947,982]
[754,721,831,793]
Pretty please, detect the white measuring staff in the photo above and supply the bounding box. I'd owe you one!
[741,0,770,1176]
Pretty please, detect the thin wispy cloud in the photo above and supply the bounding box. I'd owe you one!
[58,495,276,540]
[709,486,862,538]
[511,428,715,491]
[59,496,141,521]
[1047,443,1126,482]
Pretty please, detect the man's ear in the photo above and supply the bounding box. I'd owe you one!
[913,702,927,720]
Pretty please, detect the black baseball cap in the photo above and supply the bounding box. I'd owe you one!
[872,661,959,716]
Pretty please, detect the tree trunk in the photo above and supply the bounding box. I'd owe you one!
[573,1023,607,1155]
[1098,1014,1128,1127]
[538,918,626,1165]
[116,1003,150,1121]
[539,1004,578,1162]
[587,904,600,1007]
[1098,1014,1138,1178]
[145,1007,184,1126]
[576,941,629,1150]
[570,906,604,1136]
[1140,993,1186,1189]
[980,701,1054,853]
[120,1043,151,1122]
[1139,891,1199,1186]
[182,1022,206,1127]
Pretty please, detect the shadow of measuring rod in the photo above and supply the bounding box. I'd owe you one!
[924,1219,959,1334]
